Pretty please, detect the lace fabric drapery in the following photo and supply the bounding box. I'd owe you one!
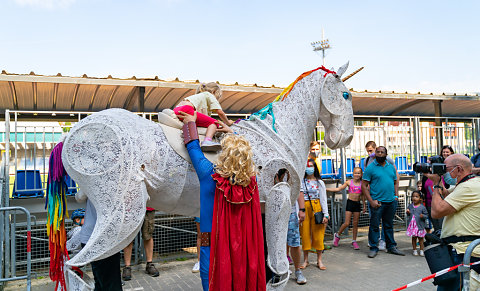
[61,65,354,290]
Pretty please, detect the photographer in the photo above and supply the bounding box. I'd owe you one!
[427,154,480,290]
[420,152,455,232]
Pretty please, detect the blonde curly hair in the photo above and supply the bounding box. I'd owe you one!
[215,134,256,187]
[196,82,222,100]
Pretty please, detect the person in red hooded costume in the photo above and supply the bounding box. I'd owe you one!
[179,110,266,291]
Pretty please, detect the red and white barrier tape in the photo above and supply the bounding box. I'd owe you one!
[392,261,480,291]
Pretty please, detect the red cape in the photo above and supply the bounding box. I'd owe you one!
[209,174,266,291]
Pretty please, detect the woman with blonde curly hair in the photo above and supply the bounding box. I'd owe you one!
[178,110,266,291]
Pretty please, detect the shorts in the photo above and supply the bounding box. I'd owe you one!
[141,210,156,241]
[287,212,301,247]
[345,199,362,212]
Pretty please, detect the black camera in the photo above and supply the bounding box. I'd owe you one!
[412,155,446,175]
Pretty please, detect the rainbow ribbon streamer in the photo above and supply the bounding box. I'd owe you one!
[45,142,69,291]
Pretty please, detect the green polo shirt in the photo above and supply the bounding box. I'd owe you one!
[363,159,397,202]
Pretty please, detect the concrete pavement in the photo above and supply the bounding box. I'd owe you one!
[6,231,436,291]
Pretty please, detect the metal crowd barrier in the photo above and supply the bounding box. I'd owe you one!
[0,206,33,291]
[460,238,480,291]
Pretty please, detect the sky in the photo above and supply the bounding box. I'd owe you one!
[0,0,479,94]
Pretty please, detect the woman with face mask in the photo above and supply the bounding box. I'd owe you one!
[299,159,329,270]
[421,146,456,232]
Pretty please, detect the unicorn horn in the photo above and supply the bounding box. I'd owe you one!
[342,67,364,82]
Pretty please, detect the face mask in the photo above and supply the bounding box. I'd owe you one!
[443,167,458,186]
[376,156,386,163]
[311,150,320,157]
[305,167,315,175]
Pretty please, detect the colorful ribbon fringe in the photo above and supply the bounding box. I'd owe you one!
[45,142,70,291]
[249,66,337,132]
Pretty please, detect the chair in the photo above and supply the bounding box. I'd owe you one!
[321,159,336,179]
[420,156,428,163]
[395,156,415,175]
[360,157,366,171]
[346,158,355,178]
[12,170,44,198]
[64,174,78,196]
[337,158,356,179]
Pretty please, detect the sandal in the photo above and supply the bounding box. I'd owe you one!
[317,263,327,270]
[299,262,309,269]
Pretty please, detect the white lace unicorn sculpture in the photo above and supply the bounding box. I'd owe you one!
[62,63,354,290]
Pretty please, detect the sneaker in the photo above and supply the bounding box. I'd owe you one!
[145,262,159,277]
[333,233,341,247]
[295,270,307,285]
[122,266,132,281]
[200,140,221,152]
[412,249,418,256]
[367,250,378,258]
[352,241,360,250]
[378,240,386,251]
[287,256,293,265]
[192,261,200,273]
[419,250,424,257]
[387,247,405,256]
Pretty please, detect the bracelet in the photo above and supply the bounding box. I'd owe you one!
[299,208,306,212]
[433,185,443,190]
[324,214,330,219]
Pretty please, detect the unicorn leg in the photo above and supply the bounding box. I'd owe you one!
[265,182,291,291]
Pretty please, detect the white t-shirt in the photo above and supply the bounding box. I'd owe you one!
[185,92,222,116]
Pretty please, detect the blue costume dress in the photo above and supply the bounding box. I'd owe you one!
[186,140,215,291]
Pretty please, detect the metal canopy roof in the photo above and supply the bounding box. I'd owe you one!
[0,71,479,117]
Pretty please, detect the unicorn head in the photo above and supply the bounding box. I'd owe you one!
[318,62,354,149]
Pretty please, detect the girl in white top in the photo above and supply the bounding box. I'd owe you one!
[174,82,233,151]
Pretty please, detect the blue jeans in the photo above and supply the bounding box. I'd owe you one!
[437,247,480,291]
[368,201,397,252]
[380,199,398,242]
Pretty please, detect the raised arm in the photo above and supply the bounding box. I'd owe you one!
[326,181,349,192]
[178,110,214,179]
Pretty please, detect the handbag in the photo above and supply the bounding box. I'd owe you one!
[303,179,324,224]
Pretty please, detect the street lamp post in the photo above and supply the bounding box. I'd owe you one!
[311,29,331,66]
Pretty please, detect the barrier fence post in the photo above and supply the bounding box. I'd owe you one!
[0,207,32,291]
[413,117,421,182]
[339,147,347,235]
[3,110,11,280]
[460,238,480,291]
[474,118,480,151]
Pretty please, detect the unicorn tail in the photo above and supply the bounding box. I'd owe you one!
[45,142,70,291]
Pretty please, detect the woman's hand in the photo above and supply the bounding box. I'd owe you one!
[216,120,233,133]
[177,111,197,124]
[298,211,305,223]
[406,209,411,215]
[420,213,424,219]
[227,119,235,126]
[322,217,329,224]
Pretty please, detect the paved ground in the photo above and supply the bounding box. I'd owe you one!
[6,231,436,291]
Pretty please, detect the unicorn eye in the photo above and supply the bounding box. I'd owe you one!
[342,92,350,100]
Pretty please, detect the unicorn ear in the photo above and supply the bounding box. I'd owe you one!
[336,61,349,78]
